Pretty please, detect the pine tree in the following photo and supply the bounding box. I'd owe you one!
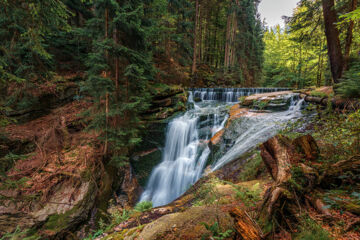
[0,0,70,83]
[84,0,155,166]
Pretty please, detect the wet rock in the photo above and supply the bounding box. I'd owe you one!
[132,148,163,187]
[0,180,97,238]
[242,91,293,106]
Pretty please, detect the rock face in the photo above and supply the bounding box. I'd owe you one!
[132,84,187,186]
[143,84,187,121]
[242,91,293,105]
[0,100,141,239]
[5,80,80,123]
[0,101,100,238]
[242,91,295,111]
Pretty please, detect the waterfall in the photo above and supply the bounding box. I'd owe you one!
[140,99,228,207]
[140,88,302,207]
[190,87,291,102]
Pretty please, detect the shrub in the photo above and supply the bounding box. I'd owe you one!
[295,217,331,240]
[134,201,153,212]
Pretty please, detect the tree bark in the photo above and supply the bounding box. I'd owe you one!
[105,8,109,62]
[321,0,344,83]
[114,27,119,100]
[191,0,199,75]
[343,0,357,71]
[299,93,360,110]
[229,207,262,240]
[224,13,231,72]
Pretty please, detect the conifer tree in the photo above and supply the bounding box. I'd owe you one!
[84,0,154,166]
[0,0,70,83]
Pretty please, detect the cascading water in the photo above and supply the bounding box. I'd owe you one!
[212,97,304,170]
[190,87,291,102]
[140,88,303,207]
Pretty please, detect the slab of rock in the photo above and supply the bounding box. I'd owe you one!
[242,91,293,106]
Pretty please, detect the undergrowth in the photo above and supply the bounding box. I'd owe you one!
[295,216,331,240]
[237,152,264,181]
[226,181,261,208]
[193,177,222,206]
[201,222,233,240]
[84,201,153,240]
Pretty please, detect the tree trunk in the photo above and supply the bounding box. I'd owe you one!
[230,10,237,68]
[192,0,199,75]
[104,92,109,155]
[316,38,324,87]
[224,13,231,72]
[321,0,344,83]
[105,8,109,62]
[114,28,119,99]
[343,0,357,71]
[299,93,360,110]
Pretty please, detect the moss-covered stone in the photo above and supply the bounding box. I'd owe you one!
[41,180,97,237]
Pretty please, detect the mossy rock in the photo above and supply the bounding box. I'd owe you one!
[137,206,235,240]
[39,181,97,238]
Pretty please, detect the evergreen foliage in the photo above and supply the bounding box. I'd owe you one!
[0,0,70,83]
[83,0,154,166]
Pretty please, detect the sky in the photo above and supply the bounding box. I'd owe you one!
[258,0,300,28]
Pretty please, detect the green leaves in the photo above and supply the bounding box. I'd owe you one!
[339,7,360,22]
[201,222,233,240]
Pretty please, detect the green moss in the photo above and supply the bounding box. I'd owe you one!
[238,151,264,181]
[43,204,80,233]
[0,227,41,240]
[309,90,332,98]
[42,181,95,234]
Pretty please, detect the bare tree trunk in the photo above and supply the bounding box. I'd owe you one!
[105,8,109,62]
[192,0,199,75]
[114,28,120,100]
[321,0,344,84]
[316,39,323,87]
[224,13,231,72]
[230,10,237,68]
[104,93,109,155]
[343,0,357,71]
[198,4,202,63]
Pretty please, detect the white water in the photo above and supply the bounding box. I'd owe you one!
[140,95,229,207]
[140,89,303,207]
[191,87,291,102]
[212,97,304,170]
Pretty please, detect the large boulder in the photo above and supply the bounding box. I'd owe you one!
[137,206,235,240]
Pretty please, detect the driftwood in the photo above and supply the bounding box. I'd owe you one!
[299,93,360,110]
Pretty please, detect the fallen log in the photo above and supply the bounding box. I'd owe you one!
[230,207,263,240]
[299,93,360,110]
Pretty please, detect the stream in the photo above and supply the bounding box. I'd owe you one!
[140,88,304,207]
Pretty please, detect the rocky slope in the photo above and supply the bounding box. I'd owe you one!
[0,82,188,239]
